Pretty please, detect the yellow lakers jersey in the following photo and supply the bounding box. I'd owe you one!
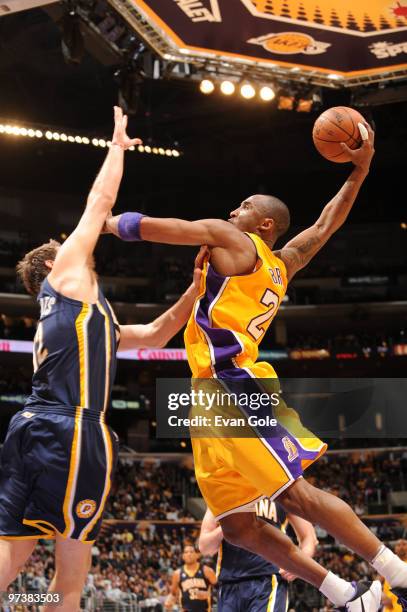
[383,580,402,612]
[184,233,287,378]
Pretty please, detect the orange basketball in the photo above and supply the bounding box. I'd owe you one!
[312,106,366,163]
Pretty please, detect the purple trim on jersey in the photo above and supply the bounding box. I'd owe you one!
[194,264,244,373]
[195,264,321,476]
[216,368,321,478]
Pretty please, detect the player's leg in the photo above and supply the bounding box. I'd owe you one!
[0,538,38,589]
[278,478,407,592]
[43,533,92,612]
[279,478,379,559]
[220,512,381,610]
[0,413,47,589]
[242,575,286,612]
[220,513,325,587]
[217,582,242,612]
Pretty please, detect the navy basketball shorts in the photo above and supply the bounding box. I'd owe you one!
[0,406,119,542]
[218,575,288,612]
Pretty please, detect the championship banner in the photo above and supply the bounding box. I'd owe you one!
[129,0,407,82]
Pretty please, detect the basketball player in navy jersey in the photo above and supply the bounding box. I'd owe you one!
[199,500,317,612]
[0,107,204,611]
[165,543,217,611]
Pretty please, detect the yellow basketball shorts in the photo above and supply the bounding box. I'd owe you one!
[191,362,327,519]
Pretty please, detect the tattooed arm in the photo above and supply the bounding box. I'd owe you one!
[275,121,375,282]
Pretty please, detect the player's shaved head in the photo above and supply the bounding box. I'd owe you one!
[253,194,291,239]
[228,194,290,243]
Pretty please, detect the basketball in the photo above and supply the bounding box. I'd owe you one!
[312,106,366,163]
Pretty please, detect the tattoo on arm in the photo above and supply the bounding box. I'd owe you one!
[296,235,322,261]
[279,233,325,281]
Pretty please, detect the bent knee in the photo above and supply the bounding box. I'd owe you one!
[279,479,319,515]
[221,514,259,549]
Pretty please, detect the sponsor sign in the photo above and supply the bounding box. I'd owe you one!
[133,0,407,79]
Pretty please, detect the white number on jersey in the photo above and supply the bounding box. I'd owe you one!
[247,288,279,341]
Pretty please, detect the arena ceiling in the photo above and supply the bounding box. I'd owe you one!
[0,5,406,226]
[111,0,407,86]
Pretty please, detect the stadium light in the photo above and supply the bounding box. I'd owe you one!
[297,98,313,113]
[259,86,275,102]
[220,80,235,96]
[240,83,256,99]
[200,79,215,94]
[0,120,181,157]
[278,95,295,110]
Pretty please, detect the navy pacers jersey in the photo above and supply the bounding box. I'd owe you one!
[180,565,211,611]
[0,276,120,543]
[27,277,118,412]
[217,499,287,583]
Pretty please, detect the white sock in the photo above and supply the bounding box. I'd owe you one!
[320,571,357,606]
[371,545,407,588]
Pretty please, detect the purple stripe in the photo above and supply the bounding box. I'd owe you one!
[195,264,243,372]
[216,369,321,478]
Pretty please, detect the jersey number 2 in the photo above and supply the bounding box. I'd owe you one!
[247,289,279,341]
[33,322,48,372]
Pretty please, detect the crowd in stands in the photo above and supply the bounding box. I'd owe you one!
[286,329,407,359]
[7,453,407,610]
[0,314,36,340]
[104,459,196,522]
[0,363,32,394]
[1,312,406,363]
[11,525,406,610]
[1,228,406,304]
[307,452,407,514]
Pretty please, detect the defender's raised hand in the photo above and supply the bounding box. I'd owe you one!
[111,106,142,150]
[191,246,208,295]
[340,121,375,173]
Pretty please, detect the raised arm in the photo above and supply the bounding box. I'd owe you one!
[199,508,224,557]
[276,122,375,282]
[48,107,141,299]
[119,248,205,350]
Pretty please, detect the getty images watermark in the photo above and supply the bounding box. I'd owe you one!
[167,388,281,429]
[156,378,407,439]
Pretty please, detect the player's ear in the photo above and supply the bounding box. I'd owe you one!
[45,259,54,270]
[260,218,274,232]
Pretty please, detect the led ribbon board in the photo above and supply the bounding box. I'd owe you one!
[126,0,407,84]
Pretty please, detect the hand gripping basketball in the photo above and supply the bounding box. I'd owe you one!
[339,121,375,173]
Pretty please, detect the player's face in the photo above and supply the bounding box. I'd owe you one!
[396,540,407,559]
[183,547,198,564]
[228,196,265,232]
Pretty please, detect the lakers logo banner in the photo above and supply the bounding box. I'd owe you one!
[131,0,407,80]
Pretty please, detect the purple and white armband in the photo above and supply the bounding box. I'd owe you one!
[117,212,146,242]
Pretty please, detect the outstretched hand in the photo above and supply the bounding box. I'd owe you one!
[340,121,375,173]
[111,106,142,150]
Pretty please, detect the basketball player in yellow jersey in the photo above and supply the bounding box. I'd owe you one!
[105,121,407,611]
[382,541,407,612]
